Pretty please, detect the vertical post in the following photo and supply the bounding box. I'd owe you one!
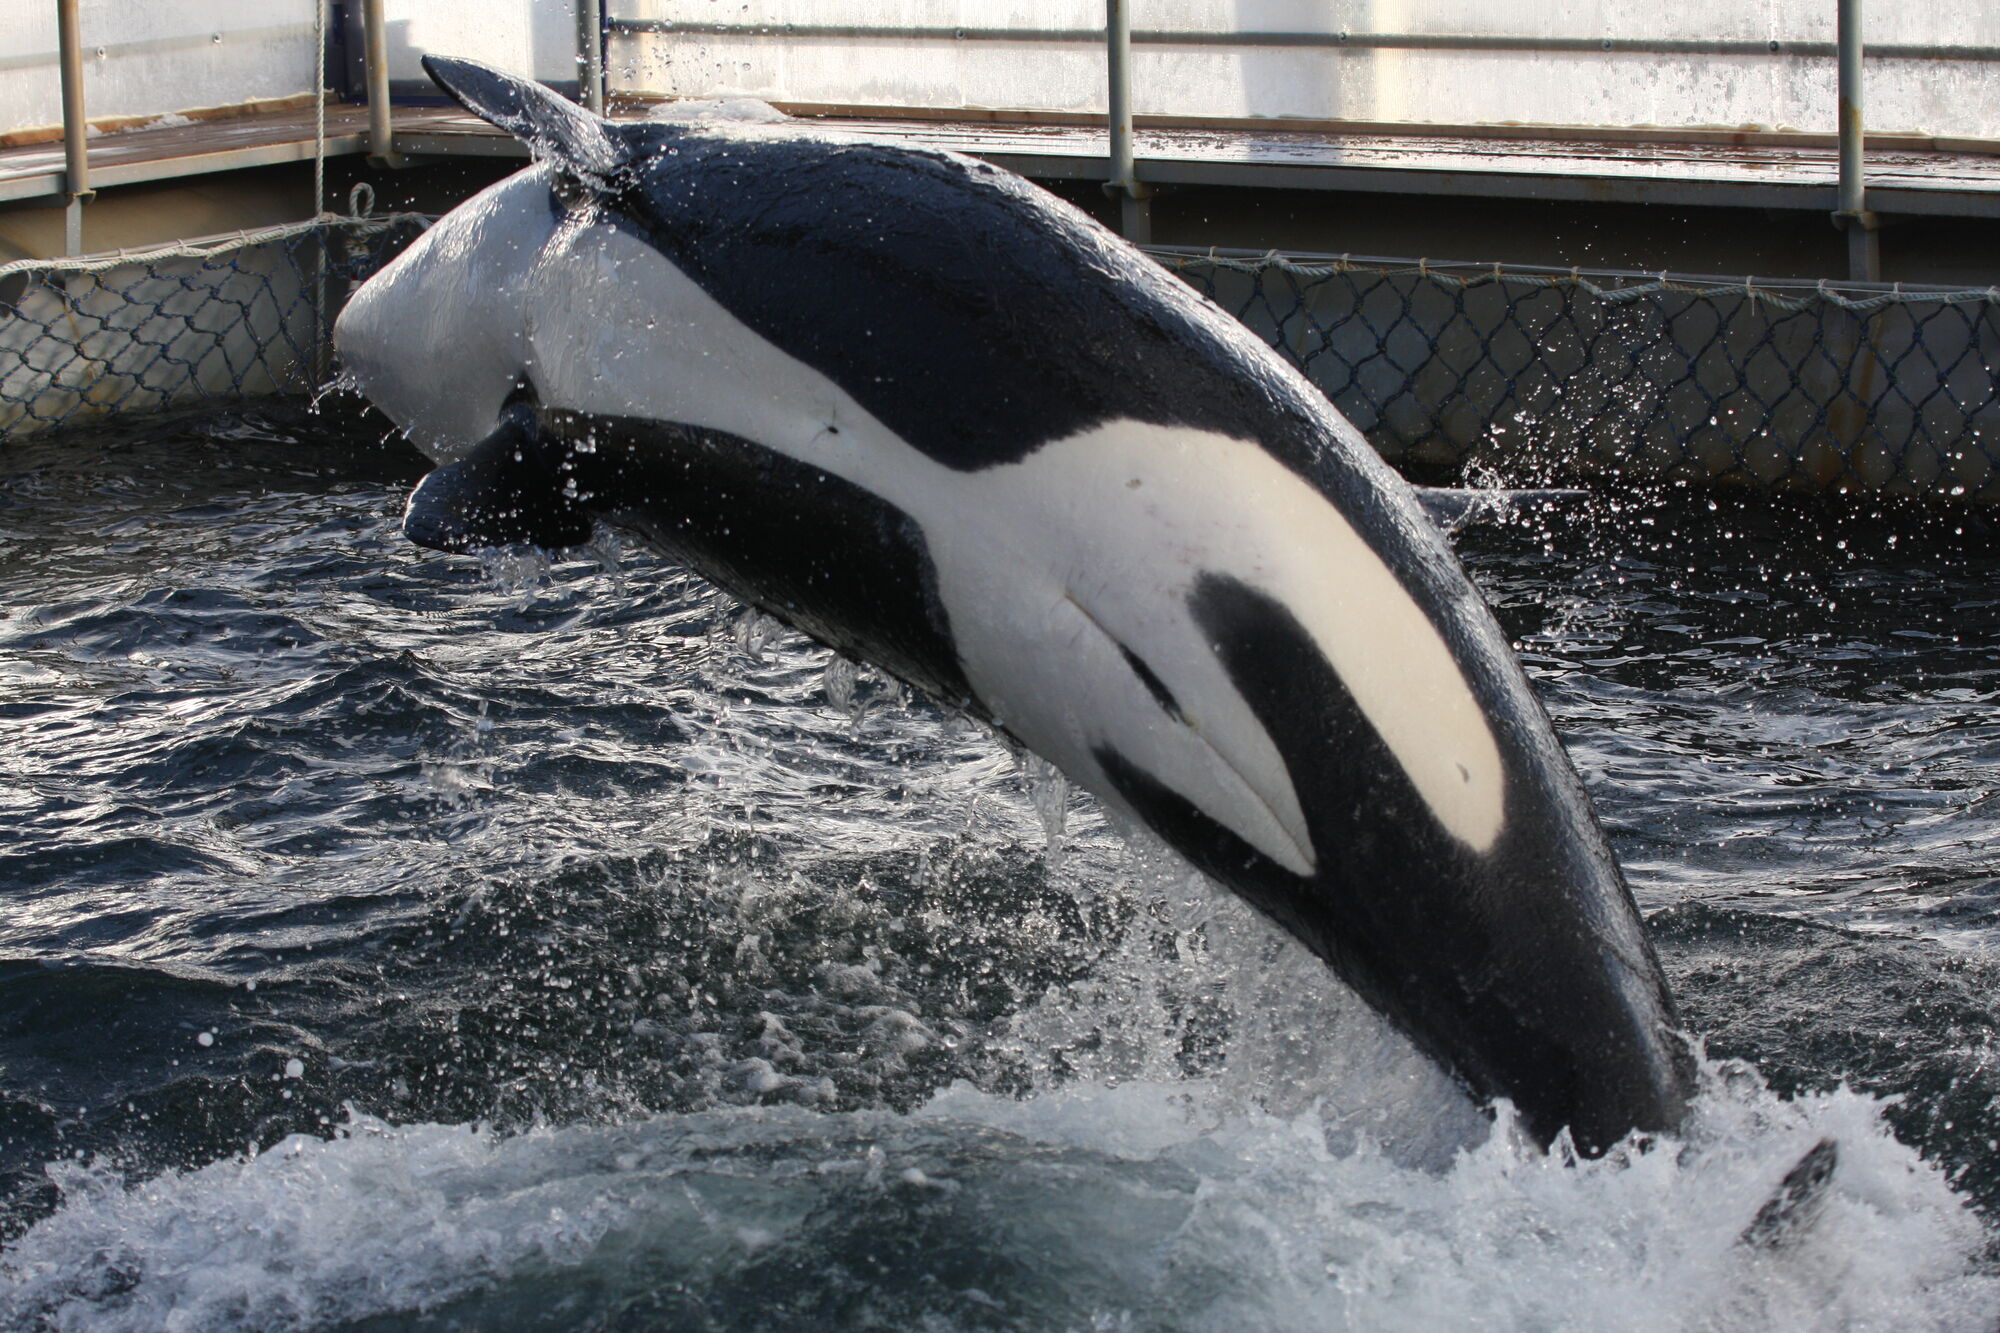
[57,0,90,256]
[1104,0,1151,244]
[363,0,398,165]
[1836,0,1879,281]
[576,0,605,114]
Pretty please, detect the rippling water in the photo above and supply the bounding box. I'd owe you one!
[1,406,1997,1330]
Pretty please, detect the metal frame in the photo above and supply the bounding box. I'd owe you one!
[608,6,1973,260]
[32,3,1979,269]
[56,0,90,255]
[604,19,1996,64]
[1836,0,1880,280]
[577,0,607,114]
[1103,0,1150,242]
[362,0,399,166]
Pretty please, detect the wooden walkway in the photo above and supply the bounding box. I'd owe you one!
[6,102,2000,219]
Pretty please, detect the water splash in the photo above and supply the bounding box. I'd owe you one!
[420,698,495,808]
[475,544,552,601]
[1019,751,1071,870]
[3,1067,1989,1333]
[583,523,626,596]
[730,606,782,662]
[821,653,861,721]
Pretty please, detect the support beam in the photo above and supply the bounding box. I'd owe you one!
[57,0,90,256]
[1836,0,1880,281]
[362,0,401,167]
[577,0,606,114]
[1104,0,1152,243]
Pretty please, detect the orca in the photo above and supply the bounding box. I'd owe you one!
[334,56,1693,1154]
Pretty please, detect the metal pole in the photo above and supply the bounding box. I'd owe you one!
[1836,0,1879,280]
[362,0,399,166]
[1104,0,1152,244]
[57,0,90,256]
[576,0,605,114]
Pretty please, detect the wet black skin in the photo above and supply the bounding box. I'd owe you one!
[388,55,1696,1154]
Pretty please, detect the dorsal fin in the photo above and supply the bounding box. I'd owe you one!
[421,55,629,184]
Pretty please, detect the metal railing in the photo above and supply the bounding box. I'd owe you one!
[1836,0,1880,280]
[43,2,1910,275]
[601,17,1995,64]
[25,1,1996,503]
[55,0,89,256]
[607,3,1907,276]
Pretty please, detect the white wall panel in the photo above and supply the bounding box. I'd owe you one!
[371,0,582,86]
[0,1,321,136]
[610,0,2000,138]
[0,0,585,139]
[0,2,1989,141]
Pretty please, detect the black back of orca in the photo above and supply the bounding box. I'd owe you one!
[603,122,1325,476]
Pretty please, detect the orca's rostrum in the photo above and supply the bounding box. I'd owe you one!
[335,56,1693,1154]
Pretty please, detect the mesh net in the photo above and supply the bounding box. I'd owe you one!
[1158,249,2000,504]
[3,217,1998,506]
[0,212,427,440]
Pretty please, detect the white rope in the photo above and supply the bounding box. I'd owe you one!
[0,214,430,281]
[313,0,328,220]
[1148,248,1995,313]
[310,0,330,382]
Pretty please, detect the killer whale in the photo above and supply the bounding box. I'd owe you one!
[335,56,1692,1154]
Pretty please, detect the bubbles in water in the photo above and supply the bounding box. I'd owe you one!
[730,606,781,661]
[475,544,552,601]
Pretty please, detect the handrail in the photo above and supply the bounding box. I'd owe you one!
[605,20,1998,64]
[57,0,89,256]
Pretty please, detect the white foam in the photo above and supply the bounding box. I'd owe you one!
[3,1064,1989,1333]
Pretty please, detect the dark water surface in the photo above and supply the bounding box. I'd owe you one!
[1,407,1997,1330]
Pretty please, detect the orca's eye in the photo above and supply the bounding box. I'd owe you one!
[551,172,593,210]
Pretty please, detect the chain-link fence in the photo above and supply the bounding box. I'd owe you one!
[1158,248,2000,504]
[3,217,1999,507]
[0,211,427,440]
